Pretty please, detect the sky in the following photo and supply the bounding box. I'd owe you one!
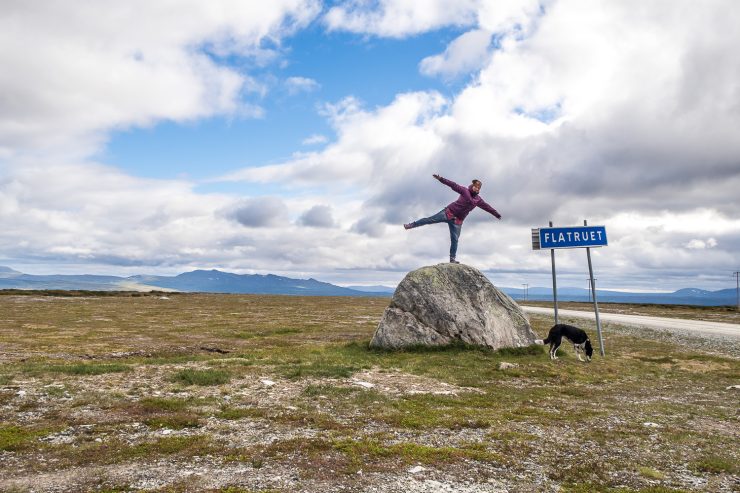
[1,0,739,292]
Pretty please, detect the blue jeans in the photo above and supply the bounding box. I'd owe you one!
[411,209,462,259]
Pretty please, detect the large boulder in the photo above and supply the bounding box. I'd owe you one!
[370,263,536,350]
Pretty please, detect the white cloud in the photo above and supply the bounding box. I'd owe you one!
[351,216,387,238]
[324,0,479,37]
[302,134,329,145]
[227,197,289,228]
[0,1,321,157]
[298,205,336,228]
[686,238,718,250]
[219,0,740,289]
[285,76,321,95]
[420,29,493,79]
[0,159,384,274]
[219,92,447,187]
[2,0,740,291]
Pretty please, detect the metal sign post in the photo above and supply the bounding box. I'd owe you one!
[584,220,605,356]
[549,221,559,325]
[532,221,608,357]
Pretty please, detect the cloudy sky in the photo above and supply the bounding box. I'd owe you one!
[1,0,739,291]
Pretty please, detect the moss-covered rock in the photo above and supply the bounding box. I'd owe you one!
[370,263,536,350]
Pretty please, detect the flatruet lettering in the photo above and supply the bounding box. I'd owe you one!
[539,226,608,249]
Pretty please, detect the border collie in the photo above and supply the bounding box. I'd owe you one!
[540,324,593,362]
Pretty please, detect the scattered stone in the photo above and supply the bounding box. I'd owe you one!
[408,389,457,396]
[261,379,276,387]
[370,264,536,350]
[352,380,375,389]
[408,465,426,474]
[643,422,662,428]
[725,384,740,390]
[498,362,519,370]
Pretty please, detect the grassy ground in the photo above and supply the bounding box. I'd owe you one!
[0,293,737,492]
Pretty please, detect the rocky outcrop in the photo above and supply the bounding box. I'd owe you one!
[370,263,536,350]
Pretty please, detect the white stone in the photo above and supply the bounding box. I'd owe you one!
[353,380,375,389]
[408,465,426,474]
[261,379,276,387]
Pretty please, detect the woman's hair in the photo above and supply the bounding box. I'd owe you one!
[472,179,482,186]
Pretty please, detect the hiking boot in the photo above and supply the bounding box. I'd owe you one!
[403,223,414,230]
[449,258,460,264]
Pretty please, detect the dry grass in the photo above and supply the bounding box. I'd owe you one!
[0,292,737,492]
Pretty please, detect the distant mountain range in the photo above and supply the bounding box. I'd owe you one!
[502,286,738,306]
[0,266,374,297]
[0,266,737,306]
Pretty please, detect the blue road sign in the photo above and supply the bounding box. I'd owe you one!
[537,225,607,249]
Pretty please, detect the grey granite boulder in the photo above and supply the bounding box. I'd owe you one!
[370,263,536,350]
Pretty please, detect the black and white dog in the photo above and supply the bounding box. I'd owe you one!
[540,324,594,362]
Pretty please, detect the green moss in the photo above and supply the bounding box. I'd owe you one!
[172,369,230,386]
[217,406,268,420]
[563,485,689,493]
[281,362,358,379]
[333,438,503,466]
[68,435,217,466]
[637,466,666,480]
[29,363,131,376]
[139,397,190,412]
[0,425,48,451]
[634,356,676,364]
[690,455,738,474]
[234,327,302,339]
[144,413,202,430]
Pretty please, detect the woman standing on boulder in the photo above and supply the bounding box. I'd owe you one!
[404,174,502,264]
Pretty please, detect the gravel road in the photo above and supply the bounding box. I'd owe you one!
[522,306,740,340]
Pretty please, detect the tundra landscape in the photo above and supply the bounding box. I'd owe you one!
[4,3,740,492]
[0,292,737,493]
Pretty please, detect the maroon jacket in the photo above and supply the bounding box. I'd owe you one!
[438,176,501,224]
